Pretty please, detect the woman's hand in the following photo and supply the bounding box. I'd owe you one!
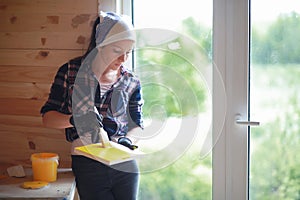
[118,137,138,150]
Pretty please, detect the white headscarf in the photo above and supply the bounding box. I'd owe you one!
[95,11,135,47]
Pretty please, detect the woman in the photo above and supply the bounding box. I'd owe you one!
[40,11,143,200]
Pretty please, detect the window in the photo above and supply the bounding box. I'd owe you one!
[100,0,264,199]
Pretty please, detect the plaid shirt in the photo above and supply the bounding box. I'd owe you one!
[41,58,144,142]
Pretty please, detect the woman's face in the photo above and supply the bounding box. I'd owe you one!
[100,40,134,70]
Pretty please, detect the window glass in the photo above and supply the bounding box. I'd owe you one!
[132,0,213,199]
[250,0,300,199]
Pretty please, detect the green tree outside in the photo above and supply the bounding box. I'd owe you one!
[137,11,300,199]
[251,12,300,64]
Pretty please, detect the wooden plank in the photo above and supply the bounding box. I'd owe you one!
[0,49,84,67]
[0,0,99,170]
[0,130,71,168]
[0,99,45,116]
[0,0,98,14]
[0,124,63,136]
[0,65,58,83]
[0,13,97,32]
[0,114,45,127]
[0,115,71,167]
[0,82,51,100]
[0,32,91,49]
[0,112,64,134]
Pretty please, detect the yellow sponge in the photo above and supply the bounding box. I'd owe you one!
[21,181,48,189]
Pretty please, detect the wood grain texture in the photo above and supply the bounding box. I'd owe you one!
[0,82,51,100]
[0,13,97,32]
[0,129,71,167]
[0,0,99,168]
[0,99,45,116]
[0,0,98,14]
[0,49,83,67]
[0,114,71,167]
[0,114,46,127]
[0,32,91,49]
[0,65,57,83]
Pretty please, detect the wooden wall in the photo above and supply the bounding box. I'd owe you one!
[0,0,98,168]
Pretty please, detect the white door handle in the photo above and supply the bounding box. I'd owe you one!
[235,114,260,126]
[236,120,260,126]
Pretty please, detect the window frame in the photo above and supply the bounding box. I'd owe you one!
[213,0,249,199]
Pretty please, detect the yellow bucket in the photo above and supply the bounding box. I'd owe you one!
[31,153,59,182]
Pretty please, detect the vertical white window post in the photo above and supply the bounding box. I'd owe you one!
[213,0,250,199]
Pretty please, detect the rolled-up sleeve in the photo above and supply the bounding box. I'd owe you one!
[128,84,144,130]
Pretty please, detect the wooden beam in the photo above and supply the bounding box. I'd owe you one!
[0,49,83,67]
[0,13,97,32]
[0,130,71,168]
[0,82,51,100]
[0,99,46,116]
[0,0,98,14]
[0,32,91,49]
[0,114,46,127]
[0,65,58,83]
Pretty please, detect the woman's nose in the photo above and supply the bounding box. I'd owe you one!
[118,53,127,62]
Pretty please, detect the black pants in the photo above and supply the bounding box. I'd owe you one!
[72,155,139,200]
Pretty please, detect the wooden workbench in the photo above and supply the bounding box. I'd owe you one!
[0,168,76,200]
